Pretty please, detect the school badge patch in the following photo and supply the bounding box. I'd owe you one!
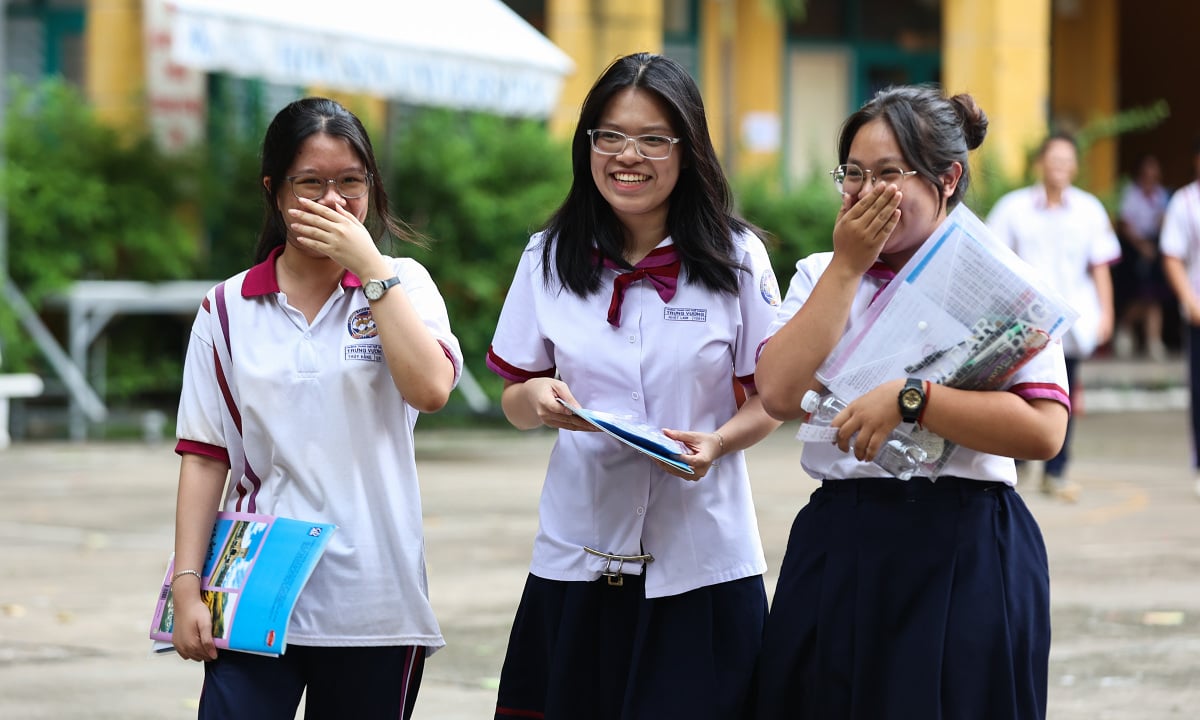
[759,269,781,306]
[348,307,379,339]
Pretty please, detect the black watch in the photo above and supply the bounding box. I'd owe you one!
[898,377,926,424]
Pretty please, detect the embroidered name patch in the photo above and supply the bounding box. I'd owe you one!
[664,307,707,322]
[345,344,384,363]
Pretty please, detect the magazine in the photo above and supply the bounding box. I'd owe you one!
[557,399,694,475]
[150,511,336,656]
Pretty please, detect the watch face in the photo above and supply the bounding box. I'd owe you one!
[364,281,383,301]
[901,388,923,410]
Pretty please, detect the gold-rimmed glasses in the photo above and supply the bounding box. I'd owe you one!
[829,163,919,196]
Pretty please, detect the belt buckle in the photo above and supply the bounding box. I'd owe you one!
[583,546,655,586]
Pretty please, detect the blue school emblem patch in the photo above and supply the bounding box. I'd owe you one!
[348,307,379,339]
[759,269,781,306]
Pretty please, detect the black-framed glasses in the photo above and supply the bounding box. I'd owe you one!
[829,163,919,195]
[287,172,373,201]
[587,129,681,160]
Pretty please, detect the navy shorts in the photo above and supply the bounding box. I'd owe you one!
[754,477,1050,720]
[199,644,425,720]
[495,572,767,720]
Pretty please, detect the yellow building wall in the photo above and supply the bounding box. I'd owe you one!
[546,0,663,137]
[1051,0,1119,195]
[731,0,784,176]
[942,0,1051,187]
[85,0,145,136]
[698,0,784,177]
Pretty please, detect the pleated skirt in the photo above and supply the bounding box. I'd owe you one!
[494,572,767,720]
[754,477,1050,720]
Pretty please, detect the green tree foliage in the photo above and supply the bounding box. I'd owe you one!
[1,78,198,395]
[735,169,841,277]
[387,109,572,401]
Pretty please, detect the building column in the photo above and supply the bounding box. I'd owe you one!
[943,0,1051,186]
[1051,0,1119,193]
[546,0,663,138]
[85,0,145,135]
[698,0,784,178]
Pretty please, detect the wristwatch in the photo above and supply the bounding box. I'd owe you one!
[364,276,401,301]
[898,377,926,424]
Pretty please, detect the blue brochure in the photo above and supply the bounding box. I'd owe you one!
[150,511,336,656]
[557,399,694,475]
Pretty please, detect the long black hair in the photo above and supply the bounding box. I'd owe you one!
[541,52,752,296]
[255,97,416,263]
[838,85,988,217]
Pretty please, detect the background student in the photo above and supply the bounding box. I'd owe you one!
[986,133,1121,501]
[1161,137,1200,499]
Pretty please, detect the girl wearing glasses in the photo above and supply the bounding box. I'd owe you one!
[486,52,781,719]
[170,97,460,719]
[753,86,1067,719]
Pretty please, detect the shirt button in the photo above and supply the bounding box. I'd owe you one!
[631,392,640,400]
[635,506,645,516]
[628,335,636,343]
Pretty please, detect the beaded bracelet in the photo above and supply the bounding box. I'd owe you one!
[171,569,202,585]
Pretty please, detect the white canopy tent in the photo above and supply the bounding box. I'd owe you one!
[169,0,575,118]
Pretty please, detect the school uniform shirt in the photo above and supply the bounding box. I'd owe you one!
[175,248,462,649]
[486,231,779,598]
[1161,180,1200,316]
[1119,181,1169,240]
[987,184,1122,358]
[766,250,1070,486]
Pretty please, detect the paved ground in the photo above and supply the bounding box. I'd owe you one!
[2,398,1199,717]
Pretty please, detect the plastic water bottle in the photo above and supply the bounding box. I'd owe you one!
[800,390,928,481]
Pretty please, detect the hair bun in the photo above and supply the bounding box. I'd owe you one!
[950,93,988,151]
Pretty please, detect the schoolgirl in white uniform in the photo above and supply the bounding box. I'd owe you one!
[1161,139,1200,497]
[753,86,1069,720]
[986,134,1120,497]
[171,98,461,720]
[487,53,782,719]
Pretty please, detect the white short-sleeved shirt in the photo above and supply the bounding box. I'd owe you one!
[486,231,780,598]
[986,185,1122,358]
[1161,181,1200,316]
[1119,182,1169,239]
[766,250,1070,487]
[175,248,462,649]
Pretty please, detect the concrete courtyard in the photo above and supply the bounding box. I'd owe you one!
[1,397,1198,718]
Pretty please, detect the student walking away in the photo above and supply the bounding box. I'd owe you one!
[754,86,1068,720]
[169,97,461,720]
[987,133,1121,501]
[1161,137,1200,500]
[485,52,782,720]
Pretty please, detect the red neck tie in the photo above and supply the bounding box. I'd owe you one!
[865,261,896,306]
[601,246,681,327]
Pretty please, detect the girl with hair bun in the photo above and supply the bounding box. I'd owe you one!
[753,85,1066,720]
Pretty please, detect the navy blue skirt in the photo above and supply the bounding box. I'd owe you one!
[495,572,767,720]
[754,477,1050,720]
